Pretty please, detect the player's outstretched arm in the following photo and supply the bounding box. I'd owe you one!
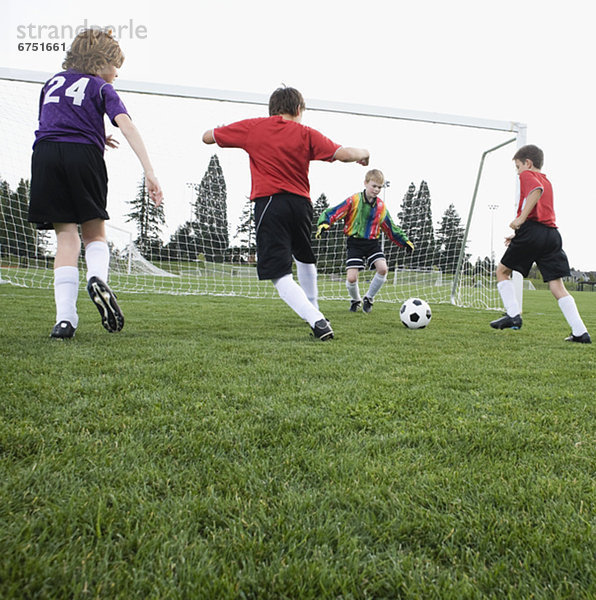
[114,113,163,206]
[334,147,370,165]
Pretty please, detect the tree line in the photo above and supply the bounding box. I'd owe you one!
[0,155,480,275]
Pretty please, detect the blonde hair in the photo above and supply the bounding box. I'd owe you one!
[365,169,385,184]
[62,28,124,75]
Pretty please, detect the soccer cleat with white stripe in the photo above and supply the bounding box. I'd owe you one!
[311,319,334,341]
[86,276,124,333]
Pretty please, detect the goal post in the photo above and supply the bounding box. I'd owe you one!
[0,67,526,310]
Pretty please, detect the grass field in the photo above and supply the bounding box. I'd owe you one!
[1,285,594,599]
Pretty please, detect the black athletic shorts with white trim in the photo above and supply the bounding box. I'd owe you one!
[346,237,385,270]
[253,192,316,280]
[29,141,109,230]
[500,219,570,282]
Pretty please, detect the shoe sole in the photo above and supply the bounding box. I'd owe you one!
[316,330,334,341]
[87,277,124,333]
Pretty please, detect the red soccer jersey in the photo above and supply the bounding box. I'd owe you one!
[213,115,341,200]
[518,170,557,227]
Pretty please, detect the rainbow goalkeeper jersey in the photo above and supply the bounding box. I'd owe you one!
[318,191,409,247]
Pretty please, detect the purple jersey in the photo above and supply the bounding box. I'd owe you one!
[34,70,128,153]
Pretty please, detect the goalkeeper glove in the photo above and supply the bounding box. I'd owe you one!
[405,240,414,254]
[315,223,330,239]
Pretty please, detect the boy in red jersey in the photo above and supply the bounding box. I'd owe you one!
[202,87,369,340]
[316,169,413,313]
[490,144,590,343]
[28,28,163,339]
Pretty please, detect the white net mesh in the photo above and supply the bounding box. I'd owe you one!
[0,73,521,308]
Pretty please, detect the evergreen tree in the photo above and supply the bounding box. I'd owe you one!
[436,203,467,274]
[398,180,436,269]
[126,176,165,259]
[192,155,229,262]
[0,178,48,259]
[234,197,256,262]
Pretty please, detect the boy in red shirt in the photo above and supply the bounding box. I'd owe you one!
[490,144,590,343]
[202,87,369,340]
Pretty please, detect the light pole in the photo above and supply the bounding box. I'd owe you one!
[488,204,499,266]
[186,182,198,222]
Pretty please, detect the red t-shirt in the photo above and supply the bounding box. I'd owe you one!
[213,115,341,200]
[518,170,557,227]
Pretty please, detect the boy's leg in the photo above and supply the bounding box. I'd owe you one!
[346,268,361,310]
[295,259,319,309]
[81,219,124,333]
[490,263,522,329]
[365,259,388,300]
[82,219,109,281]
[53,223,81,333]
[272,274,332,338]
[549,279,590,339]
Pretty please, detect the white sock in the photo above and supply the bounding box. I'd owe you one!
[85,240,110,282]
[54,266,79,327]
[366,272,387,299]
[497,280,521,317]
[346,280,361,302]
[272,274,325,327]
[558,295,588,337]
[295,259,319,309]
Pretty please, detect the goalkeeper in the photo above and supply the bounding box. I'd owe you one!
[316,169,413,313]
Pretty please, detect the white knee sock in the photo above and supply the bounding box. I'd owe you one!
[346,280,361,302]
[295,260,319,309]
[273,274,325,326]
[54,266,79,327]
[497,280,521,317]
[558,295,588,336]
[85,240,110,282]
[366,272,387,299]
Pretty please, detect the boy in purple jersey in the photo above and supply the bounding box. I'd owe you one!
[28,28,163,339]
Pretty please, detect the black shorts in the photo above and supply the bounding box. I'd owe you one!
[253,193,315,280]
[346,237,385,270]
[500,220,570,282]
[28,141,109,230]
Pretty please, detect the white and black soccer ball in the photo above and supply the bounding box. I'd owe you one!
[400,297,432,329]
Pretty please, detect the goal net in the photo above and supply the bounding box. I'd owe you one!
[0,69,524,309]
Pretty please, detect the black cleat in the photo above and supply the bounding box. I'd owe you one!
[349,300,361,312]
[86,276,124,333]
[362,296,373,314]
[564,332,591,343]
[490,313,522,330]
[311,319,334,341]
[50,320,76,339]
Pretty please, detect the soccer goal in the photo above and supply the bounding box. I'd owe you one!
[0,67,526,309]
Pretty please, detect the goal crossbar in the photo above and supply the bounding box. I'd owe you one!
[0,67,524,133]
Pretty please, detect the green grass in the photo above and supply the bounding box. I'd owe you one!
[0,285,595,599]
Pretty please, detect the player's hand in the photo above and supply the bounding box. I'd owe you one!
[405,240,414,253]
[504,234,514,247]
[105,134,119,149]
[315,223,330,239]
[509,217,524,230]
[145,172,164,207]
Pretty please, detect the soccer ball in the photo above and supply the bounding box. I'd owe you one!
[400,297,432,329]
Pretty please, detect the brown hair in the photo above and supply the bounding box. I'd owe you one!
[62,28,124,75]
[513,144,544,169]
[365,169,385,184]
[268,86,306,117]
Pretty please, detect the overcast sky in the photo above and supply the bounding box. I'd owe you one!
[2,0,594,270]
